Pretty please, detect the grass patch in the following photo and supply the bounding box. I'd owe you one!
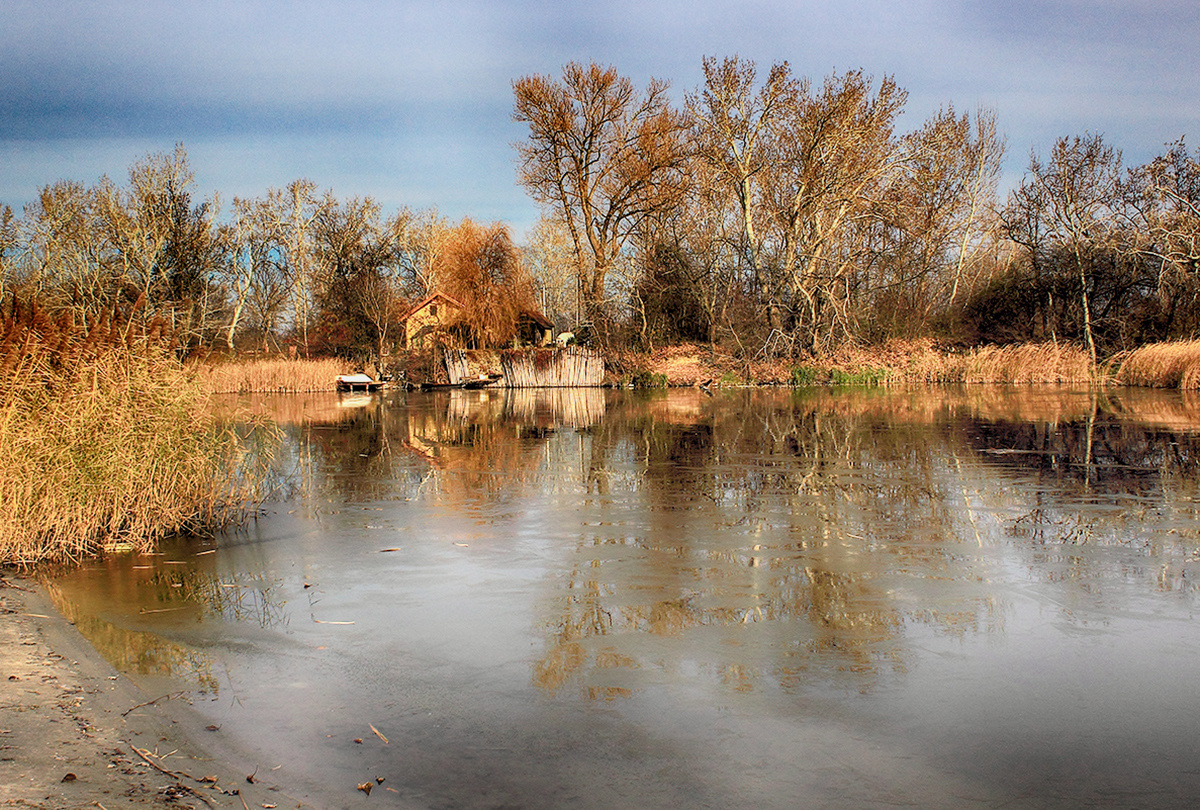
[790,365,821,386]
[829,366,890,386]
[0,300,273,565]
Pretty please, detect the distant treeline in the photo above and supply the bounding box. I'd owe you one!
[1,57,1197,363]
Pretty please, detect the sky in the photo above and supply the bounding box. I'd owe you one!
[3,0,1198,238]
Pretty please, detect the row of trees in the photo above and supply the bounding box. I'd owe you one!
[2,57,1197,361]
[514,58,1200,356]
[0,145,538,358]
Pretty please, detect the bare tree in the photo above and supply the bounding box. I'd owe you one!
[263,179,325,355]
[523,214,580,329]
[1004,134,1122,362]
[687,56,799,319]
[513,61,691,333]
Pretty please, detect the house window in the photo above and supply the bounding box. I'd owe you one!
[430,304,438,317]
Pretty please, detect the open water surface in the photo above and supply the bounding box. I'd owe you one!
[46,386,1200,808]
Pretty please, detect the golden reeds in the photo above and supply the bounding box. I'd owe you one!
[1111,341,1200,389]
[844,341,1096,385]
[0,298,268,565]
[193,357,350,393]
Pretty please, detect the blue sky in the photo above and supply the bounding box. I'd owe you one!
[3,0,1198,237]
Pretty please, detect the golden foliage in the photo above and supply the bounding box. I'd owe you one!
[432,219,536,348]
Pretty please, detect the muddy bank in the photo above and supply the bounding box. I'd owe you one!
[0,575,308,809]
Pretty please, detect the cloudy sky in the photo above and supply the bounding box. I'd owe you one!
[3,0,1198,236]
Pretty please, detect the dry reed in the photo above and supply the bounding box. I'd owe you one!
[1111,341,1200,389]
[878,341,1096,384]
[193,357,350,393]
[0,299,268,564]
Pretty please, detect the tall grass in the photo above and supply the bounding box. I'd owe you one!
[1111,341,1200,388]
[884,341,1095,384]
[193,356,349,393]
[0,299,269,565]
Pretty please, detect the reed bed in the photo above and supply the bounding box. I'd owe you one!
[887,342,1095,384]
[1111,341,1200,389]
[0,299,267,564]
[194,356,349,393]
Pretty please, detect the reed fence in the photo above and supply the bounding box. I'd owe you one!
[499,347,604,387]
[443,347,603,387]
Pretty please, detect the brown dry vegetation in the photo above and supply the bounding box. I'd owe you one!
[617,339,1096,387]
[193,356,350,393]
[1111,341,1200,388]
[0,298,268,564]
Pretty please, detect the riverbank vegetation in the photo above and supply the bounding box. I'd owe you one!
[0,298,267,565]
[1,57,1196,388]
[0,56,1196,395]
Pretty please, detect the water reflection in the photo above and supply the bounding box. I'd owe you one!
[44,385,1200,808]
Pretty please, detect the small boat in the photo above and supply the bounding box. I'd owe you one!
[463,373,503,390]
[336,373,384,392]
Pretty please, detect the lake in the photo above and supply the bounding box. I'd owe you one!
[46,386,1200,808]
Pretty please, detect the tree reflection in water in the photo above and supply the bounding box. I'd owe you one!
[528,387,1200,697]
[39,384,1200,808]
[52,385,1200,706]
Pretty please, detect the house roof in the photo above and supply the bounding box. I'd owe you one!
[519,310,554,329]
[400,292,465,323]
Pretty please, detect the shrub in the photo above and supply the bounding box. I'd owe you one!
[790,365,821,386]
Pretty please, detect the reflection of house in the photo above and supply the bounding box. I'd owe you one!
[401,293,464,349]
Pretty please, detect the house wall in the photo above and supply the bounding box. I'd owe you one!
[405,300,460,349]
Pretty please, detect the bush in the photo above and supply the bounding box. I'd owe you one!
[629,369,669,388]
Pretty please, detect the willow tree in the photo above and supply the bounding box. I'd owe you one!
[433,219,535,348]
[512,61,690,333]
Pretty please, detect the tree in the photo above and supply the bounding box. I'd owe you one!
[866,105,1004,336]
[768,70,908,350]
[687,56,799,328]
[433,219,536,348]
[262,179,325,355]
[513,61,691,334]
[1124,139,1200,335]
[0,204,16,300]
[523,215,580,329]
[1003,135,1123,362]
[311,195,402,359]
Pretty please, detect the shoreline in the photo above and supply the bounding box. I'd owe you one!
[0,574,299,809]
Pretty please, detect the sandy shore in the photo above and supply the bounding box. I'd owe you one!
[0,574,301,809]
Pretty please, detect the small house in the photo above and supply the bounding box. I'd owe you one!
[516,310,555,347]
[401,292,465,349]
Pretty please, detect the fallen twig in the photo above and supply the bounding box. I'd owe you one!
[128,745,216,807]
[122,691,188,717]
